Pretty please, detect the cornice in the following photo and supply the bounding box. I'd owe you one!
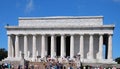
[5,25,115,30]
[19,16,103,20]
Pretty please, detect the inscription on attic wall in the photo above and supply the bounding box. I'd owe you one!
[19,17,103,27]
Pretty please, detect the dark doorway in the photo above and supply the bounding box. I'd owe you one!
[56,36,61,56]
[66,36,70,57]
[47,36,51,56]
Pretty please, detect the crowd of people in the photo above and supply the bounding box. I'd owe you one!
[0,62,118,69]
[0,63,11,69]
[0,55,118,69]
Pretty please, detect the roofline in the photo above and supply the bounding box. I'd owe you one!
[5,25,115,30]
[19,16,104,20]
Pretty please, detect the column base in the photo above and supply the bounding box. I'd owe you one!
[82,59,117,64]
[2,57,21,62]
[96,52,102,59]
[32,58,37,62]
[51,55,55,59]
[87,52,94,59]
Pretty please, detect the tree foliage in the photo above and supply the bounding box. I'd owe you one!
[115,57,120,64]
[0,48,7,61]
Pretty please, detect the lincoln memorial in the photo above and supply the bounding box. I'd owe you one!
[5,16,116,64]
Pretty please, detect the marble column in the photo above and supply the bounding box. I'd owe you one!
[8,35,12,58]
[41,34,45,58]
[45,36,48,56]
[108,34,112,60]
[51,35,55,58]
[24,35,28,58]
[32,35,36,60]
[88,34,94,59]
[80,34,84,59]
[61,34,65,58]
[15,35,19,58]
[70,34,74,58]
[98,34,103,59]
[11,43,14,57]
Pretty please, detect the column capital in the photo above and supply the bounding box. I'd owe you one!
[15,35,19,37]
[99,33,104,35]
[79,34,84,36]
[70,34,75,36]
[32,34,37,36]
[41,34,46,36]
[24,34,28,36]
[108,34,113,36]
[60,34,65,36]
[7,34,11,36]
[89,33,94,36]
[50,34,55,36]
[15,34,20,36]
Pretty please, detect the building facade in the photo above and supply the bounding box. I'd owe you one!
[5,16,116,63]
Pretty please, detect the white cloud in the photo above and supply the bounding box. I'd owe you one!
[25,0,34,14]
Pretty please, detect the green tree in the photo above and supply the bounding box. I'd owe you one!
[115,57,120,64]
[0,48,8,61]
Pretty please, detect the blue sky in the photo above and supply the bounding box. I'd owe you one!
[0,0,120,59]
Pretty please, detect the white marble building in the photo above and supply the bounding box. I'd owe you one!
[5,16,116,63]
